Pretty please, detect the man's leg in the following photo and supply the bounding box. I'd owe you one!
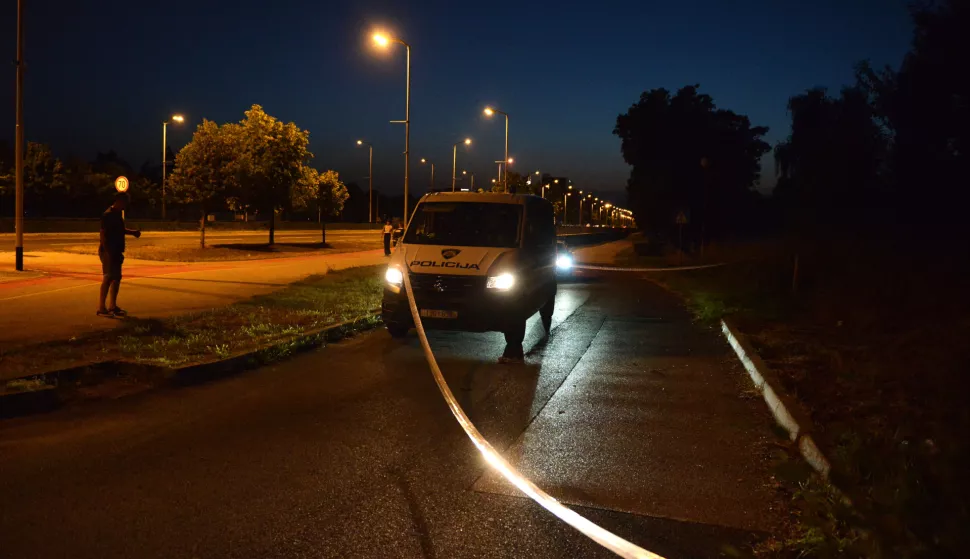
[98,276,112,312]
[107,279,121,310]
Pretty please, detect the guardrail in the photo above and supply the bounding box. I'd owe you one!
[0,218,383,233]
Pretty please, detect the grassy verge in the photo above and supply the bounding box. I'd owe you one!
[52,239,382,262]
[0,265,385,383]
[655,246,969,558]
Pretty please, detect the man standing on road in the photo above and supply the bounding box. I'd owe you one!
[97,193,141,317]
[382,219,393,256]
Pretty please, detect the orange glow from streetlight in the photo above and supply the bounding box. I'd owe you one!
[464,138,472,145]
[420,158,427,164]
[172,114,185,123]
[356,140,363,145]
[507,157,514,164]
[373,32,390,47]
[483,107,495,117]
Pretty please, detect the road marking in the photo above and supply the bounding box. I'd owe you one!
[402,273,665,559]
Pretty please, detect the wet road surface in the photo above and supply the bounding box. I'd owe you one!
[0,275,785,558]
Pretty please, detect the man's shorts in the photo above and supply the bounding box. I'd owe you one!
[99,249,124,280]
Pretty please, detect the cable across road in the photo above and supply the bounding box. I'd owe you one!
[402,271,667,559]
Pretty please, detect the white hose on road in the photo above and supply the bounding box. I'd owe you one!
[573,262,727,273]
[402,271,667,559]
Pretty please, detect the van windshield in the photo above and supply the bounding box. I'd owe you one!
[404,202,522,248]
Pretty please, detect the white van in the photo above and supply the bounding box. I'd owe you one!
[381,192,558,361]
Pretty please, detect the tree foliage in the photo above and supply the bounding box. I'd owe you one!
[291,168,349,217]
[773,87,887,232]
[613,85,770,237]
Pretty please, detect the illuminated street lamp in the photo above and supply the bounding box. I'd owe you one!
[452,138,471,192]
[372,31,412,224]
[420,158,435,190]
[161,114,185,220]
[563,191,572,225]
[357,140,374,222]
[483,106,509,191]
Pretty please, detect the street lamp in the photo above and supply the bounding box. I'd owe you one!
[372,31,412,224]
[483,106,509,191]
[579,192,589,226]
[563,192,572,225]
[13,0,25,270]
[161,114,185,220]
[420,158,435,190]
[452,138,471,192]
[357,140,373,222]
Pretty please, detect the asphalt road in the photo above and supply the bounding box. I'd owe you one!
[0,275,785,558]
[0,229,381,251]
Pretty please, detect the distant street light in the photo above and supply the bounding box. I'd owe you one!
[420,158,435,190]
[483,106,509,191]
[161,114,185,220]
[372,30,412,224]
[357,140,373,222]
[563,191,572,225]
[452,138,471,191]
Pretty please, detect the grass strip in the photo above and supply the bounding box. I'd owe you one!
[1,265,385,385]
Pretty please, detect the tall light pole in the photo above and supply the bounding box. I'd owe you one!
[13,0,25,271]
[483,107,509,191]
[563,191,572,225]
[578,192,588,225]
[420,158,435,190]
[452,138,470,191]
[357,140,373,222]
[533,170,542,197]
[373,32,411,224]
[161,114,184,220]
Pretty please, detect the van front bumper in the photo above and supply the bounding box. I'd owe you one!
[381,284,529,333]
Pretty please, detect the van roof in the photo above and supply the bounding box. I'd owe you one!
[417,191,543,205]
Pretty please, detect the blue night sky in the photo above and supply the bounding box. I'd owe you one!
[1,0,913,201]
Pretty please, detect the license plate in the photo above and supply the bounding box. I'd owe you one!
[420,309,458,319]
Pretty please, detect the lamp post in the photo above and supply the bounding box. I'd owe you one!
[579,193,590,226]
[161,114,185,220]
[533,170,542,197]
[356,140,373,222]
[563,191,572,225]
[452,138,471,191]
[13,0,25,270]
[483,107,509,191]
[372,32,411,224]
[420,158,435,190]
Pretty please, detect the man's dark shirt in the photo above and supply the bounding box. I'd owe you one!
[101,207,126,255]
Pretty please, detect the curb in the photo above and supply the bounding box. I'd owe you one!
[1,310,382,419]
[720,319,832,478]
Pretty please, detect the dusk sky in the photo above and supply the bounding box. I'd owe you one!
[1,0,913,200]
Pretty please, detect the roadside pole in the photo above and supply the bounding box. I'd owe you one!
[14,0,25,271]
[676,211,688,267]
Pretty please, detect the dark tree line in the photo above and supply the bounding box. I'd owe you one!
[0,142,162,219]
[616,0,967,248]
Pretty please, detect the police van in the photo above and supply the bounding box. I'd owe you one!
[381,192,558,361]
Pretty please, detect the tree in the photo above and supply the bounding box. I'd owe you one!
[23,143,67,216]
[613,85,769,240]
[237,105,312,245]
[856,0,967,229]
[291,168,349,244]
[168,120,246,247]
[773,87,886,234]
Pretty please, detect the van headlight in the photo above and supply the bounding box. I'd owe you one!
[556,254,573,270]
[486,273,515,290]
[385,267,404,286]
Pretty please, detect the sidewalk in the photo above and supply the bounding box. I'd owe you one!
[0,249,386,352]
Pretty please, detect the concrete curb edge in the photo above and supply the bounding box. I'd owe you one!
[720,319,832,478]
[1,308,383,419]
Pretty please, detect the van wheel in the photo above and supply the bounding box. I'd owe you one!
[386,323,409,338]
[540,296,555,333]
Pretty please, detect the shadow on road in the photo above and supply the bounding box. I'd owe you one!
[210,242,334,252]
